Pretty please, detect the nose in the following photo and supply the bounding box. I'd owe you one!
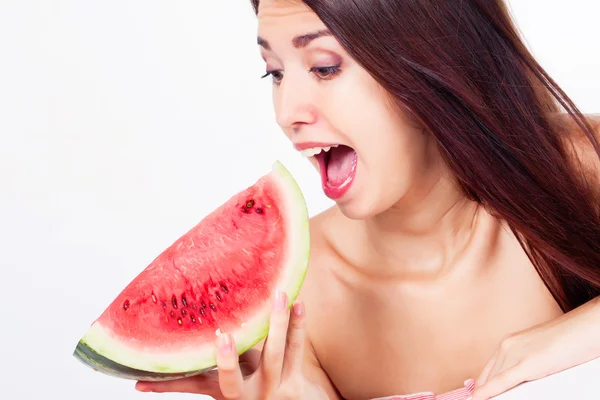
[274,73,317,131]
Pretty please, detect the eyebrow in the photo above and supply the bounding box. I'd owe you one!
[257,29,332,50]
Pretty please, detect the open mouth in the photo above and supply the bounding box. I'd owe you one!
[310,144,358,200]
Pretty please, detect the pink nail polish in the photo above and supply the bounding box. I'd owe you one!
[274,290,287,310]
[219,333,232,355]
[136,383,150,392]
[293,302,304,316]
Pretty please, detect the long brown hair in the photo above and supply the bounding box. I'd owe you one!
[250,0,600,312]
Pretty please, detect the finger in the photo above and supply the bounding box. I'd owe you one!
[472,363,526,400]
[216,332,245,400]
[258,290,290,387]
[475,349,498,388]
[488,351,512,381]
[281,301,306,382]
[135,375,220,397]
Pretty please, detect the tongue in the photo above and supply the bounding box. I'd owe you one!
[326,146,356,187]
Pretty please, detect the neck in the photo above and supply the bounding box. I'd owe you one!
[362,173,481,278]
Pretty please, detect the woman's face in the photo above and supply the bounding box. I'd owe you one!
[256,0,445,219]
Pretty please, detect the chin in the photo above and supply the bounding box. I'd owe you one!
[316,165,398,220]
[335,179,413,221]
[335,203,372,220]
[331,188,388,220]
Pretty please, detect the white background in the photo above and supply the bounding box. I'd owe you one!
[1,1,599,399]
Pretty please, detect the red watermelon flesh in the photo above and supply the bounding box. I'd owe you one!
[73,161,310,381]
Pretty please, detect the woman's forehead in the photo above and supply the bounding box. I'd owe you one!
[257,0,314,19]
[257,0,327,44]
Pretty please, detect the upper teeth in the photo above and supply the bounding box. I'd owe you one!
[300,144,338,158]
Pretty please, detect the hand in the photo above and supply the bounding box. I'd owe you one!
[135,290,326,400]
[472,298,600,400]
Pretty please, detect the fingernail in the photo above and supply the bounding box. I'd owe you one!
[293,302,304,316]
[218,332,232,355]
[274,290,287,311]
[135,383,151,392]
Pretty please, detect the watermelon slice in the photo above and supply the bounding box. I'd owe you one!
[74,161,310,381]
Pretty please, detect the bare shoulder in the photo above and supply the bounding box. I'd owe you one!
[295,205,345,399]
[297,204,355,355]
[296,205,342,306]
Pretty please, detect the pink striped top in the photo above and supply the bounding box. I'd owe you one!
[371,379,475,400]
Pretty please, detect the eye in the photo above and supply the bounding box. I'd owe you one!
[309,65,341,81]
[261,70,284,84]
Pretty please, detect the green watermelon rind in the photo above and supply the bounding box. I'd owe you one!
[73,160,310,380]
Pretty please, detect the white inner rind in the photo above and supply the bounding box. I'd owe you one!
[78,160,310,374]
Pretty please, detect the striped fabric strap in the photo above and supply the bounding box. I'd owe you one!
[372,379,475,400]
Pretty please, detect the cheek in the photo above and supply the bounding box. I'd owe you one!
[320,74,369,119]
[378,124,430,180]
[360,111,433,204]
[311,69,429,172]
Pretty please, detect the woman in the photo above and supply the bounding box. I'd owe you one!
[136,1,600,399]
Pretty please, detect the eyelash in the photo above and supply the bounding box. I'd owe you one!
[261,64,342,85]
